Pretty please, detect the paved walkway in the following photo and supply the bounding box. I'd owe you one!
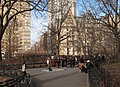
[27,67,89,87]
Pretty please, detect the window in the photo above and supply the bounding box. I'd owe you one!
[24,42,30,44]
[24,38,30,40]
[24,34,30,36]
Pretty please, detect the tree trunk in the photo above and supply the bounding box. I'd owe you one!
[0,15,3,61]
[0,38,2,61]
[117,40,120,59]
[57,43,60,57]
[114,35,120,60]
[57,34,60,57]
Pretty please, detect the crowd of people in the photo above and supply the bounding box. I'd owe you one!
[45,55,94,73]
[46,56,79,68]
[46,54,105,73]
[22,54,107,74]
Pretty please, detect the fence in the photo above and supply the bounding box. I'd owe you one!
[0,60,48,87]
[0,63,32,87]
[88,56,112,87]
[0,72,31,87]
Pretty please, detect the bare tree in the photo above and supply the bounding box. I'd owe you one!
[78,0,120,58]
[76,10,116,58]
[4,16,17,58]
[45,16,70,56]
[0,0,49,60]
[46,1,73,57]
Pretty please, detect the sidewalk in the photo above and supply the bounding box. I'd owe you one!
[86,73,90,87]
[27,67,89,87]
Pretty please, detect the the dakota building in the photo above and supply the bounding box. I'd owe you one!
[60,9,78,56]
[48,0,115,57]
[48,0,79,56]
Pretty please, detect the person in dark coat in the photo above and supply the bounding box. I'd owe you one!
[70,57,72,67]
[73,57,75,67]
[86,60,93,73]
[65,57,67,67]
[80,57,84,63]
[57,57,61,68]
[62,58,64,67]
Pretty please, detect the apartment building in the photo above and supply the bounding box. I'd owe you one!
[2,1,31,58]
[76,10,116,56]
[48,0,115,57]
[16,2,31,51]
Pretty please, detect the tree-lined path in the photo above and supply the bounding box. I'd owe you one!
[27,68,89,87]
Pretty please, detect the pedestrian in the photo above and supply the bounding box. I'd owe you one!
[70,57,72,67]
[47,58,51,67]
[52,59,56,67]
[61,57,65,67]
[84,64,88,73]
[47,57,52,71]
[80,57,84,63]
[78,62,85,72]
[86,60,93,72]
[22,61,26,75]
[65,57,67,67]
[73,57,75,67]
[75,57,78,65]
[57,57,61,68]
[78,56,85,72]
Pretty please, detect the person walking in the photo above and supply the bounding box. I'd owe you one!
[86,60,93,73]
[61,57,65,67]
[78,57,85,72]
[47,58,52,71]
[75,57,78,65]
[65,57,67,67]
[70,57,72,67]
[47,58,50,66]
[78,62,85,72]
[57,57,61,68]
[80,57,84,63]
[22,61,26,75]
[73,57,75,67]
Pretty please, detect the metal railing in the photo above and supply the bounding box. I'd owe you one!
[88,56,111,87]
[89,65,105,87]
[0,72,31,87]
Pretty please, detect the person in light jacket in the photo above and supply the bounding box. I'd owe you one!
[22,61,26,75]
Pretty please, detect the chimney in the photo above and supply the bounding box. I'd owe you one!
[73,0,76,16]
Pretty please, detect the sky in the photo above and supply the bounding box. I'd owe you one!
[30,11,48,46]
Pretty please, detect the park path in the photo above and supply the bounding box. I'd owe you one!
[27,67,89,87]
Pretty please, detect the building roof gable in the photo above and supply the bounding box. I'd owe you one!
[62,9,77,27]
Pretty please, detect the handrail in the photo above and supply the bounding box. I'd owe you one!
[88,57,106,87]
[26,73,32,87]
[92,64,104,80]
[0,72,31,87]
